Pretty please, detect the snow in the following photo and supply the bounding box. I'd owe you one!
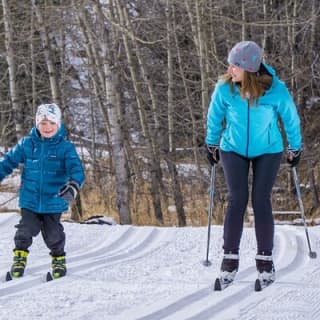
[0,213,319,319]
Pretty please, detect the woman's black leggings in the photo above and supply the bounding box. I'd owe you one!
[220,151,282,254]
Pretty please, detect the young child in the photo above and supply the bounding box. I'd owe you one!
[0,103,85,279]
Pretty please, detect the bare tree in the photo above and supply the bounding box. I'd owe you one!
[2,0,21,140]
[32,0,61,105]
[1,0,320,224]
[164,0,186,226]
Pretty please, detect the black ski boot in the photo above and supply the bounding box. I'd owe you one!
[255,251,275,291]
[11,249,28,278]
[221,252,239,273]
[51,255,67,279]
[214,252,239,290]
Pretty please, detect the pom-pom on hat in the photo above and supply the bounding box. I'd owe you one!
[227,41,263,73]
[36,103,62,127]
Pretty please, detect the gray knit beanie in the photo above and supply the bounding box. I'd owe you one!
[227,41,263,72]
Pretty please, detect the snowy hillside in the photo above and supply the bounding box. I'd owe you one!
[0,213,319,319]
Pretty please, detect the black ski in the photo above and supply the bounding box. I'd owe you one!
[5,271,62,283]
[254,278,274,291]
[214,277,234,291]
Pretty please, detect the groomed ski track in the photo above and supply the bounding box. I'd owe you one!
[0,213,319,320]
[121,229,311,320]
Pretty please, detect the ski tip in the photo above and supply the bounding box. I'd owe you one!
[46,272,53,282]
[5,271,12,282]
[254,279,262,292]
[214,278,222,291]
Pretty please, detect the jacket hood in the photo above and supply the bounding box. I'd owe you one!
[260,63,282,91]
[261,63,276,76]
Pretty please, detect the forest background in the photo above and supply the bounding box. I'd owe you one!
[0,0,319,227]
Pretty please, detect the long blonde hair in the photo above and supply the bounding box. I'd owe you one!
[222,69,272,106]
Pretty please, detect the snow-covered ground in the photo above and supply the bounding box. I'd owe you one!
[0,212,319,319]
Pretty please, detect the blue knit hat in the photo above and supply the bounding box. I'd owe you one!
[227,41,263,73]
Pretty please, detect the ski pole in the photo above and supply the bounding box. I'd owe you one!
[292,166,317,259]
[203,164,216,266]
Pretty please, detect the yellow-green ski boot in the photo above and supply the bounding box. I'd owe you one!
[10,250,28,278]
[51,255,67,279]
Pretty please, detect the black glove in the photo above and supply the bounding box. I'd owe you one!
[206,144,220,166]
[287,148,301,167]
[58,181,80,202]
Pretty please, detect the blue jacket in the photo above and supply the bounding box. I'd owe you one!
[0,125,85,214]
[205,64,302,158]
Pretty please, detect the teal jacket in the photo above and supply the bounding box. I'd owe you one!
[205,64,302,158]
[0,125,85,214]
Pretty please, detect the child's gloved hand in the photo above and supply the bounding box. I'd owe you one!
[58,181,79,202]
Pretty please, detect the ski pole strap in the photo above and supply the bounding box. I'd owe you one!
[255,254,273,261]
[223,253,239,260]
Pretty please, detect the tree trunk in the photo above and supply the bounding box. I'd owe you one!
[195,0,209,130]
[30,4,37,116]
[114,0,164,223]
[307,160,320,213]
[104,62,132,225]
[75,1,132,224]
[100,0,132,224]
[32,0,61,105]
[241,1,247,40]
[2,0,22,140]
[173,16,202,174]
[166,0,186,226]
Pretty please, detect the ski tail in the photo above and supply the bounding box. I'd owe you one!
[5,271,12,282]
[46,272,53,282]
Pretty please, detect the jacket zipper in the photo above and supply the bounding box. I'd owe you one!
[246,100,250,157]
[39,141,44,212]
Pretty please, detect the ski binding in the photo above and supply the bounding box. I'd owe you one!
[214,277,234,290]
[254,278,274,291]
[254,270,275,291]
[214,270,237,291]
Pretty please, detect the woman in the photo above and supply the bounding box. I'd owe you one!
[205,41,302,285]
